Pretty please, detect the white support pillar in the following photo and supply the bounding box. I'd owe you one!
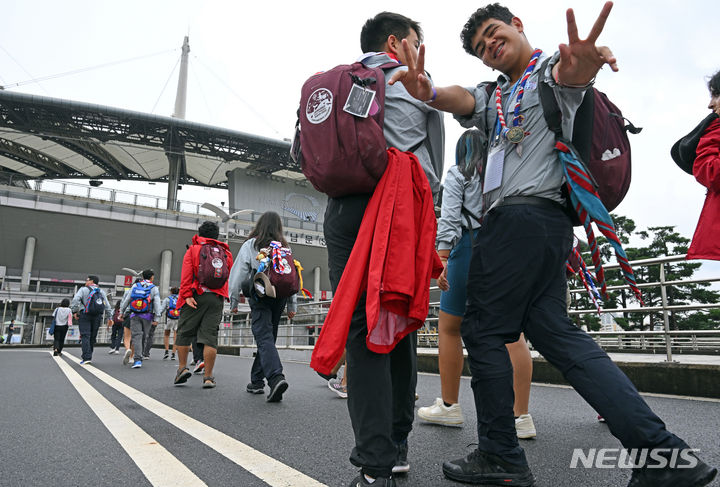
[20,236,36,292]
[313,266,321,302]
[160,250,173,298]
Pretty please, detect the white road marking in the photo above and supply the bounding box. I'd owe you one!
[52,354,207,487]
[63,352,327,487]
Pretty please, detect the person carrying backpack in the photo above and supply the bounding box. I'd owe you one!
[173,221,233,389]
[70,275,112,365]
[160,286,181,360]
[389,3,717,486]
[228,211,297,402]
[120,269,162,369]
[304,12,445,487]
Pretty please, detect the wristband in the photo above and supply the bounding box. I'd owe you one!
[425,86,437,104]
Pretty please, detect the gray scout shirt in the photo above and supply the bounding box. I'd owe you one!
[454,51,589,211]
[360,52,445,198]
[436,165,483,251]
[70,285,112,314]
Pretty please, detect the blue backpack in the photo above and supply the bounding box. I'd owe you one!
[84,287,105,316]
[166,294,180,320]
[129,281,155,313]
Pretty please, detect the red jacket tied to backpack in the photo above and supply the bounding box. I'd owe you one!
[688,118,720,261]
[178,235,233,309]
[310,149,443,375]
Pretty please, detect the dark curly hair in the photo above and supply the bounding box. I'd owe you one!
[360,12,423,53]
[461,3,514,56]
[709,70,720,97]
[198,220,220,240]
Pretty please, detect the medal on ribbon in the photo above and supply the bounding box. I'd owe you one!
[494,49,542,146]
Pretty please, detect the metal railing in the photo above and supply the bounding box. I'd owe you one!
[34,255,720,363]
[26,180,324,232]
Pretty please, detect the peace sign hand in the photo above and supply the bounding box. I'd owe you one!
[388,39,434,102]
[555,1,618,87]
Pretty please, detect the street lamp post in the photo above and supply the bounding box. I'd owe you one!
[200,203,253,244]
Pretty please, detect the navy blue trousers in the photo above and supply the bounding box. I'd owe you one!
[249,295,287,386]
[77,312,102,360]
[462,204,687,465]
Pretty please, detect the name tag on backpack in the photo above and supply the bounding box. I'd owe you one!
[343,84,376,118]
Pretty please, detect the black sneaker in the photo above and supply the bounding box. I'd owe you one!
[442,449,535,486]
[163,350,169,360]
[348,473,395,487]
[626,452,717,487]
[266,377,289,403]
[392,441,409,474]
[246,382,265,394]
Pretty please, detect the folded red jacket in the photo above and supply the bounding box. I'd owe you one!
[311,148,443,375]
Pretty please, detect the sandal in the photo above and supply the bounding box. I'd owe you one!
[202,376,216,389]
[174,367,192,385]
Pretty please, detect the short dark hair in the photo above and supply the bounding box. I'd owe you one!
[360,12,423,53]
[60,298,70,307]
[87,275,99,285]
[141,269,154,280]
[461,3,515,56]
[198,220,220,239]
[708,70,720,97]
[170,286,179,294]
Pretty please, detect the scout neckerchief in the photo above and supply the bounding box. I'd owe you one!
[493,48,542,146]
[556,140,644,304]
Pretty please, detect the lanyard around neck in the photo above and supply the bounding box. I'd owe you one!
[494,49,542,141]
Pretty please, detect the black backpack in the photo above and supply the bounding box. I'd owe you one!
[84,287,105,316]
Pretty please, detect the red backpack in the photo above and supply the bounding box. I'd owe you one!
[196,243,230,290]
[257,242,299,299]
[291,61,399,198]
[536,60,642,218]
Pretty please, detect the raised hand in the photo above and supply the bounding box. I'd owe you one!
[555,1,618,87]
[388,39,434,102]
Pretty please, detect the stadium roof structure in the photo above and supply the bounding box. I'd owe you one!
[0,89,298,189]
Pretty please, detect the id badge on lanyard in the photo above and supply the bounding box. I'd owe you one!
[483,143,504,194]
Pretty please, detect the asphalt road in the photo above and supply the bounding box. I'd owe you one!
[1,347,718,487]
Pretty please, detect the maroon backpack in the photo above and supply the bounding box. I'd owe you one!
[259,242,299,298]
[291,61,398,198]
[537,62,642,219]
[196,243,230,290]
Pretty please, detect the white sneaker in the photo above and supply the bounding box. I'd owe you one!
[417,398,464,426]
[515,414,537,439]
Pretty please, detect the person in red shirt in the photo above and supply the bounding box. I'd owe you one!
[173,221,233,389]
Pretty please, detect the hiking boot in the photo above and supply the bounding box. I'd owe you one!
[626,452,717,487]
[132,360,142,369]
[163,350,169,360]
[348,473,395,487]
[442,449,536,486]
[193,361,205,374]
[417,397,464,426]
[246,382,265,394]
[122,349,132,365]
[174,367,192,385]
[515,414,537,439]
[328,378,347,398]
[392,441,409,474]
[267,376,289,403]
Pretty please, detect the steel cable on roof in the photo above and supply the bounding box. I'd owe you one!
[150,56,181,114]
[1,48,178,89]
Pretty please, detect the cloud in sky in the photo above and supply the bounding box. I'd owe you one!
[1,0,718,277]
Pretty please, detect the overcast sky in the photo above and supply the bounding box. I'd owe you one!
[2,0,719,277]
